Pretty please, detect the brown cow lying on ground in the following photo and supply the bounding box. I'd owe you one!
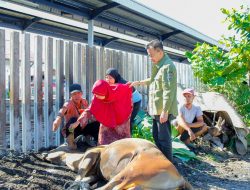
[45,138,192,190]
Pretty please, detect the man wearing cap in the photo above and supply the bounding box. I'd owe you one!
[52,83,99,149]
[130,39,177,162]
[173,88,208,146]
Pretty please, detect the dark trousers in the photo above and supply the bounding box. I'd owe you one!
[152,115,173,162]
[65,117,100,141]
[130,100,141,132]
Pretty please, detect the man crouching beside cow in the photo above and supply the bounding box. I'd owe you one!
[47,79,192,190]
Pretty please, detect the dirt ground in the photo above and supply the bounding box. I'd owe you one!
[175,145,250,190]
[0,143,249,190]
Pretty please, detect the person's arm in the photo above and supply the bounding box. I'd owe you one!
[129,78,151,87]
[69,108,93,130]
[177,115,191,131]
[139,78,151,85]
[177,114,196,141]
[52,102,68,131]
[68,109,88,131]
[189,116,205,128]
[160,64,177,123]
[189,107,205,128]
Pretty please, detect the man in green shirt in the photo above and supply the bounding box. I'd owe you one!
[131,39,177,162]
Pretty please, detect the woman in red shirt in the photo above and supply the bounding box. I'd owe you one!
[70,80,132,145]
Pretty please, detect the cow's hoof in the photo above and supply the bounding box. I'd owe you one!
[63,180,90,190]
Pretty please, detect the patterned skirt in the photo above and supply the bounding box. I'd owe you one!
[98,119,131,145]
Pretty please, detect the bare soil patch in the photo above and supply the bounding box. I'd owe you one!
[0,145,249,190]
[175,145,250,190]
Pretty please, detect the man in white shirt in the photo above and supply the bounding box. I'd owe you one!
[173,88,208,145]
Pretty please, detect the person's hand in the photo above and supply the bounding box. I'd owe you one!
[160,112,168,124]
[187,128,196,141]
[126,81,132,86]
[128,81,140,87]
[78,111,89,127]
[52,117,61,132]
[69,121,79,132]
[79,110,88,120]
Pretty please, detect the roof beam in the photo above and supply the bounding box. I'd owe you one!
[0,1,89,29]
[0,13,22,23]
[33,0,90,18]
[0,1,186,57]
[161,30,183,41]
[90,2,120,20]
[102,37,119,47]
[22,17,42,30]
[98,12,160,35]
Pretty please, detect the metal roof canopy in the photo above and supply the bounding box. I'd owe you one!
[0,0,221,60]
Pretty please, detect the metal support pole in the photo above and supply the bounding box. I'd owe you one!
[88,19,94,47]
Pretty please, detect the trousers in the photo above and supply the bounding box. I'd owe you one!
[152,115,173,162]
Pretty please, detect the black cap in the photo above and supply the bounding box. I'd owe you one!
[69,83,82,94]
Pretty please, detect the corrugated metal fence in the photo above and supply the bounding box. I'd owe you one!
[0,29,201,152]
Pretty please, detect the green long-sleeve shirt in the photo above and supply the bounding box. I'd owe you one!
[144,54,178,116]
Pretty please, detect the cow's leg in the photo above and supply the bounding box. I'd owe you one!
[104,182,142,190]
[95,180,140,190]
[76,147,104,180]
[65,152,86,172]
[80,175,98,183]
[95,169,137,190]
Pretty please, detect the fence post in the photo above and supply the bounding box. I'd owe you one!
[0,29,6,149]
[81,45,87,98]
[106,49,111,69]
[123,52,128,80]
[93,46,97,82]
[130,53,135,81]
[86,45,93,101]
[112,50,118,69]
[145,56,149,109]
[34,35,43,152]
[65,41,73,101]
[117,51,123,76]
[95,47,102,80]
[10,31,20,151]
[21,33,32,153]
[55,40,64,146]
[44,37,54,148]
[74,43,82,84]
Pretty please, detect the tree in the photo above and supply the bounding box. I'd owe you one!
[186,6,250,126]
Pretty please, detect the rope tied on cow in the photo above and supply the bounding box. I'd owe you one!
[63,180,90,190]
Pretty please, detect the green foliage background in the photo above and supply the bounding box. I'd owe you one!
[186,6,250,128]
[132,111,154,142]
